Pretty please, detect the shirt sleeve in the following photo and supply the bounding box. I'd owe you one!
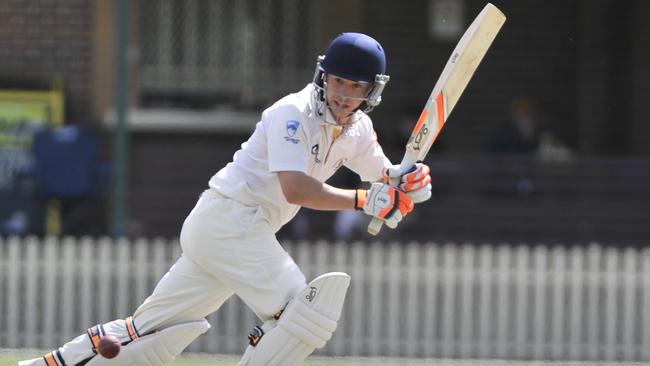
[265,106,310,173]
[345,127,392,182]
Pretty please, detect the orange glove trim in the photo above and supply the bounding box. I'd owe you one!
[354,189,367,211]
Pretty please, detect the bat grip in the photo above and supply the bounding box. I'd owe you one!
[366,154,419,236]
[368,217,383,235]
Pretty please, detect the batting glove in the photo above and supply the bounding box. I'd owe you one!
[383,162,432,203]
[355,183,414,229]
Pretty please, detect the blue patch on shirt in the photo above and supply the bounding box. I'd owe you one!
[284,120,300,144]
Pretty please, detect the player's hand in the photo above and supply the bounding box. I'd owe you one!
[354,183,414,229]
[383,163,432,203]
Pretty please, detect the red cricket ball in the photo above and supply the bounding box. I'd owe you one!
[98,335,121,359]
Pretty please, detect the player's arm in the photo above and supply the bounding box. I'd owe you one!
[277,171,354,210]
[277,170,413,229]
[344,128,432,203]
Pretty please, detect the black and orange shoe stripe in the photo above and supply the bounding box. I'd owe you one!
[125,316,140,341]
[43,352,57,366]
[54,350,66,366]
[43,349,66,366]
[247,325,264,347]
[86,324,106,354]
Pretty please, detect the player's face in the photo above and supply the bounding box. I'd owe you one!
[324,74,372,125]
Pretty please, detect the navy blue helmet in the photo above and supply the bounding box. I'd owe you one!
[321,32,387,83]
[312,32,390,116]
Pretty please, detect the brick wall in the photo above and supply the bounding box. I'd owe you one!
[0,0,647,152]
[0,0,93,124]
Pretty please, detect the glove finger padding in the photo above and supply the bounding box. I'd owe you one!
[383,210,402,229]
[355,183,414,229]
[399,174,431,193]
[383,163,431,193]
[407,183,432,203]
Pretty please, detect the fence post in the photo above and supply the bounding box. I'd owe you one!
[349,241,365,357]
[6,237,21,348]
[440,243,457,358]
[405,242,420,358]
[386,243,402,357]
[532,245,548,359]
[134,238,151,309]
[329,240,348,357]
[43,237,59,348]
[79,237,95,336]
[586,244,603,360]
[550,246,567,359]
[604,247,619,360]
[97,237,114,323]
[621,247,638,361]
[568,246,586,360]
[368,241,384,356]
[459,244,476,358]
[514,245,530,358]
[116,238,132,317]
[60,237,77,343]
[495,244,512,358]
[477,244,494,358]
[642,248,650,361]
[0,237,4,346]
[422,243,439,358]
[24,236,40,348]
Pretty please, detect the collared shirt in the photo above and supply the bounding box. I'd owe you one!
[209,84,390,232]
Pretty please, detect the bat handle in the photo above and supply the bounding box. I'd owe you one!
[368,217,384,235]
[366,155,419,236]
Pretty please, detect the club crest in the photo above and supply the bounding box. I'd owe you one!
[285,120,300,144]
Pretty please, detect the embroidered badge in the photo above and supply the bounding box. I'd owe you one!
[284,120,300,144]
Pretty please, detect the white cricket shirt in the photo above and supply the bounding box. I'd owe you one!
[209,84,391,232]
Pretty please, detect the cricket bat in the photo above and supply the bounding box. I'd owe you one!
[368,3,506,235]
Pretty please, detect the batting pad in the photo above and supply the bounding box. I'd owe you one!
[84,319,210,366]
[238,272,351,366]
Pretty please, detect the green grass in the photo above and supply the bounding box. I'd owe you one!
[0,350,439,366]
[5,351,636,366]
[0,352,237,366]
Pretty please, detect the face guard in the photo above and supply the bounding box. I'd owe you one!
[312,56,390,126]
[311,33,390,126]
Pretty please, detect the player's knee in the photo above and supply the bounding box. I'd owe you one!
[239,272,351,366]
[280,298,338,348]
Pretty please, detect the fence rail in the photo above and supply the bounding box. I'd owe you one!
[1,237,649,361]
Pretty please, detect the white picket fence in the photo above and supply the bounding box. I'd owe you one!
[1,237,649,361]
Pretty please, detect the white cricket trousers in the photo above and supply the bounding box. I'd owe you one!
[134,188,307,334]
[43,189,307,365]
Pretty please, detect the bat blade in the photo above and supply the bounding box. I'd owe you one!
[368,3,506,236]
[405,3,506,164]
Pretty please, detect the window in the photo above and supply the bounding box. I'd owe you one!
[138,0,317,108]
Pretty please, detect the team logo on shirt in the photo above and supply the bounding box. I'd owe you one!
[311,144,321,163]
[285,120,300,144]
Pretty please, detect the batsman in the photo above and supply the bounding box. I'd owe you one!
[18,32,432,366]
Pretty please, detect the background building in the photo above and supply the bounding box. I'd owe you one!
[1,0,649,242]
[1,0,650,363]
